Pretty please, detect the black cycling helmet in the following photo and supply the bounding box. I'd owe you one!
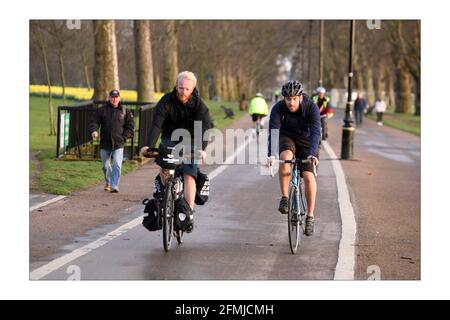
[281,80,304,97]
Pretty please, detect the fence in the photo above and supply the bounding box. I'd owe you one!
[56,100,156,160]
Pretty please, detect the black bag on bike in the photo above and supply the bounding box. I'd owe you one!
[153,174,165,199]
[142,198,162,231]
[194,171,210,206]
[155,144,178,169]
[174,197,193,231]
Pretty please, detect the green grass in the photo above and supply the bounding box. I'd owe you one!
[206,100,247,130]
[30,96,138,195]
[37,159,138,195]
[367,108,421,137]
[30,96,245,195]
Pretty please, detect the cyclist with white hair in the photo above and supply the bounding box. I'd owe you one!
[140,71,212,233]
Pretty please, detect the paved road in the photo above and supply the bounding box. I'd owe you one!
[31,137,343,280]
[327,110,420,280]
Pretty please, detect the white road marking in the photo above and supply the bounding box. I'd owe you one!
[30,136,252,280]
[29,195,66,212]
[322,141,357,280]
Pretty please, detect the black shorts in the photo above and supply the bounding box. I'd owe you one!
[251,114,266,122]
[279,135,319,175]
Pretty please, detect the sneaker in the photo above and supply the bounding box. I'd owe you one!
[305,216,315,236]
[110,188,119,193]
[104,184,111,192]
[278,196,289,214]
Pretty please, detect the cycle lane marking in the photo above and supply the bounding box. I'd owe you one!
[322,140,357,280]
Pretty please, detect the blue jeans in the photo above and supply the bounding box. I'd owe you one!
[355,110,364,125]
[100,148,124,189]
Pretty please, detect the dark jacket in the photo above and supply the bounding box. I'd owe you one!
[354,98,368,112]
[146,88,212,150]
[268,94,321,156]
[89,102,134,151]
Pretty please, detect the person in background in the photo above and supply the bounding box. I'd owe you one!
[89,89,135,193]
[248,92,269,132]
[374,97,387,126]
[354,92,368,127]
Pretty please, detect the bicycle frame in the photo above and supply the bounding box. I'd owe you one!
[290,164,307,223]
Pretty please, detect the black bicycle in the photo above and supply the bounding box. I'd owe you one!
[142,147,191,252]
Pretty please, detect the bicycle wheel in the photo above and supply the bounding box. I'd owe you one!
[162,185,174,252]
[288,185,301,254]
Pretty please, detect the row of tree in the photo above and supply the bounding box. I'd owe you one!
[30,20,420,134]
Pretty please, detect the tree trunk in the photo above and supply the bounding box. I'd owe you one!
[307,20,313,92]
[81,49,91,90]
[58,47,66,103]
[199,64,210,100]
[396,58,413,113]
[414,80,421,116]
[366,67,375,107]
[37,26,56,136]
[134,20,155,101]
[154,73,161,93]
[162,20,178,92]
[388,72,396,110]
[377,61,386,101]
[93,20,120,101]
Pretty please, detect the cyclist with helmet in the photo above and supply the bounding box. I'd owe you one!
[248,92,269,132]
[312,87,332,140]
[267,80,321,236]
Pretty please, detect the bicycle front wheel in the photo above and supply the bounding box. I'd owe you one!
[162,186,174,252]
[288,186,301,254]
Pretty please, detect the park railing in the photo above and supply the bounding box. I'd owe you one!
[56,100,156,160]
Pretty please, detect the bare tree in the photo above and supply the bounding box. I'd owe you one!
[32,21,56,136]
[162,20,178,92]
[134,20,155,101]
[39,21,77,103]
[93,20,120,100]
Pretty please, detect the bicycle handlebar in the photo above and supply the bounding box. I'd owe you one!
[141,147,203,164]
[141,147,160,158]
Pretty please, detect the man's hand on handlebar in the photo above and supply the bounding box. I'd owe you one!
[266,155,276,167]
[140,146,159,158]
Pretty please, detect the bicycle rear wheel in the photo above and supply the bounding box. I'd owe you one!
[288,186,301,254]
[162,186,174,252]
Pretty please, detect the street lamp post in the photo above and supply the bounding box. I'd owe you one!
[318,20,324,88]
[341,20,356,160]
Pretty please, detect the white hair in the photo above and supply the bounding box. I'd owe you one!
[176,71,197,88]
